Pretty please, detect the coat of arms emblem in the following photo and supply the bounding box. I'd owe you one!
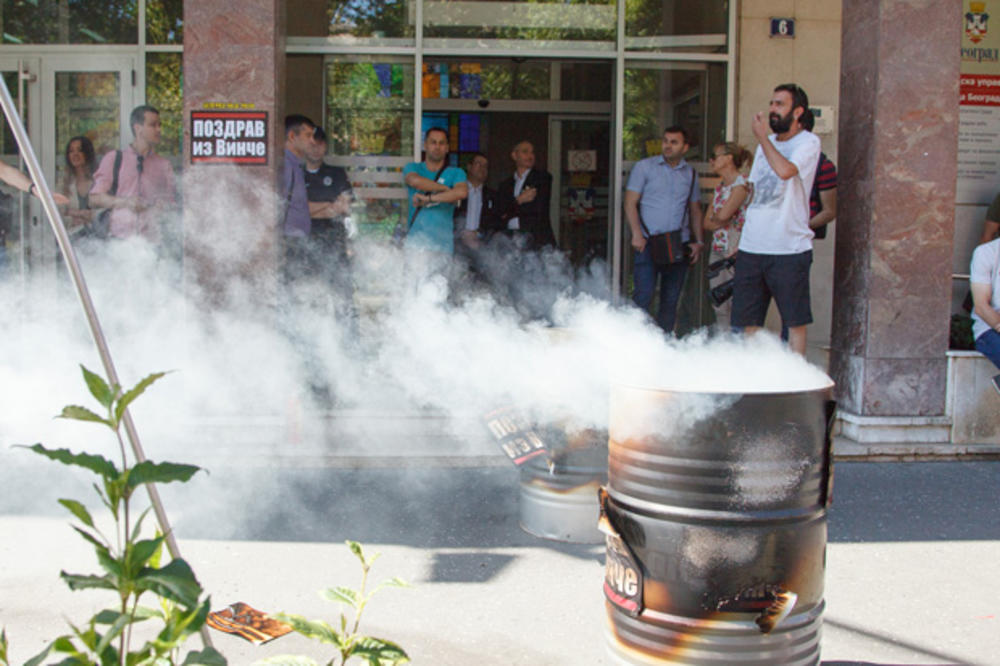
[967,1,990,44]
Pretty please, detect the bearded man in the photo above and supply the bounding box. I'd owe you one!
[731,83,821,355]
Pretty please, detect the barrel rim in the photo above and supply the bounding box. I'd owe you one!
[609,379,834,397]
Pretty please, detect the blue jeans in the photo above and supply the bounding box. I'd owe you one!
[975,329,1000,371]
[633,247,688,334]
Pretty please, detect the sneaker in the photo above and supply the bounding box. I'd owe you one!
[993,374,1000,396]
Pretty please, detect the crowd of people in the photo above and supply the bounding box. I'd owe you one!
[16,90,1000,402]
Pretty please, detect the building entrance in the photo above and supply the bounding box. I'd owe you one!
[0,55,134,282]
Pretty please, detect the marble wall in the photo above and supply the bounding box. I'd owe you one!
[181,0,286,307]
[831,0,961,416]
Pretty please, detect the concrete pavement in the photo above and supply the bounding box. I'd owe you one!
[1,449,998,665]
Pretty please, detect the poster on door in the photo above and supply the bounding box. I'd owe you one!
[958,1,1000,203]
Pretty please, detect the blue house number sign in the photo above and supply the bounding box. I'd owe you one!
[770,18,795,38]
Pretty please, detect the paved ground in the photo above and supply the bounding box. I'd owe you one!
[1,452,998,665]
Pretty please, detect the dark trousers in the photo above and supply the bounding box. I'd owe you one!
[633,246,688,334]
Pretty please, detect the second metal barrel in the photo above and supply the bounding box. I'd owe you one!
[520,426,607,543]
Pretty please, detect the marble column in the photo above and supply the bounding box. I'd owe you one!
[831,0,960,428]
[181,0,285,307]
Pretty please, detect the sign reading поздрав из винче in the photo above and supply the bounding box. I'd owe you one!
[190,111,268,165]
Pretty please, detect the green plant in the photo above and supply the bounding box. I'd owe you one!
[15,365,225,666]
[256,541,409,666]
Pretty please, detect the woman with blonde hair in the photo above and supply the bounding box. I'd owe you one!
[704,141,753,329]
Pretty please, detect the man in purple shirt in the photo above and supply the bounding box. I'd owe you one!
[281,114,317,282]
[90,105,176,244]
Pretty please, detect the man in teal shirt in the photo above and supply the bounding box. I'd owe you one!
[403,127,467,254]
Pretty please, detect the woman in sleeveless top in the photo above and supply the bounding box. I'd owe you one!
[704,142,753,330]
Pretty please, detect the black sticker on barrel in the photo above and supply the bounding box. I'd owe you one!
[482,406,549,466]
[715,584,797,634]
[598,487,644,616]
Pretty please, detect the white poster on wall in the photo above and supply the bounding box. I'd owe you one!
[958,1,1000,204]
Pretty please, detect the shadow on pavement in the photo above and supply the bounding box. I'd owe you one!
[824,616,981,665]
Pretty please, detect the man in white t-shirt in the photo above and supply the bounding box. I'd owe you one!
[970,237,1000,394]
[732,83,821,355]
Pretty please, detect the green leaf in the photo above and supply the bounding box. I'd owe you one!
[94,609,131,657]
[351,636,409,663]
[96,547,123,580]
[81,365,114,409]
[58,404,113,427]
[21,444,119,479]
[250,657,318,666]
[60,572,117,592]
[71,525,109,554]
[320,586,359,609]
[133,508,155,551]
[136,558,202,608]
[156,597,210,645]
[346,540,364,563]
[126,537,165,575]
[94,607,159,625]
[181,646,228,666]
[126,460,200,488]
[22,641,55,666]
[272,614,342,646]
[0,628,8,665]
[374,577,410,593]
[58,498,97,528]
[115,371,169,424]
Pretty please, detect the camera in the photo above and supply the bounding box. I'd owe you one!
[710,279,734,307]
[706,255,736,280]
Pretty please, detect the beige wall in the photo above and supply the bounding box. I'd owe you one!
[737,1,842,350]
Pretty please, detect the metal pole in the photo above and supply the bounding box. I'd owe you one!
[0,75,213,649]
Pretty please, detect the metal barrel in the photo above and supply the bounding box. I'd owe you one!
[519,426,607,543]
[603,381,835,665]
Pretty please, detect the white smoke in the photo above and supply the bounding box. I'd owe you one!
[0,173,831,513]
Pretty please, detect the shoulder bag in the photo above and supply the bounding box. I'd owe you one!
[640,166,696,267]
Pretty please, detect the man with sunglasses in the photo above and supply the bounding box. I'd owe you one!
[91,104,176,243]
[733,83,821,355]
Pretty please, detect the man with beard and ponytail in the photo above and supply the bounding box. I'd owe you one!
[732,83,821,356]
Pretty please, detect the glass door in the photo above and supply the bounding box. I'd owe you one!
[34,55,134,271]
[548,114,612,267]
[0,58,40,282]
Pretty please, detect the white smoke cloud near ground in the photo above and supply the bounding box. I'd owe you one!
[0,176,832,515]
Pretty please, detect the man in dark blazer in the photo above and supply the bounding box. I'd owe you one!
[497,140,556,250]
[453,152,500,250]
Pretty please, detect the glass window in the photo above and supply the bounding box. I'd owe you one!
[623,62,727,163]
[325,58,415,235]
[424,0,615,46]
[288,0,414,42]
[146,0,182,45]
[560,61,613,102]
[0,71,26,157]
[146,53,183,160]
[625,0,728,53]
[54,71,121,195]
[0,0,138,44]
[421,59,549,101]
